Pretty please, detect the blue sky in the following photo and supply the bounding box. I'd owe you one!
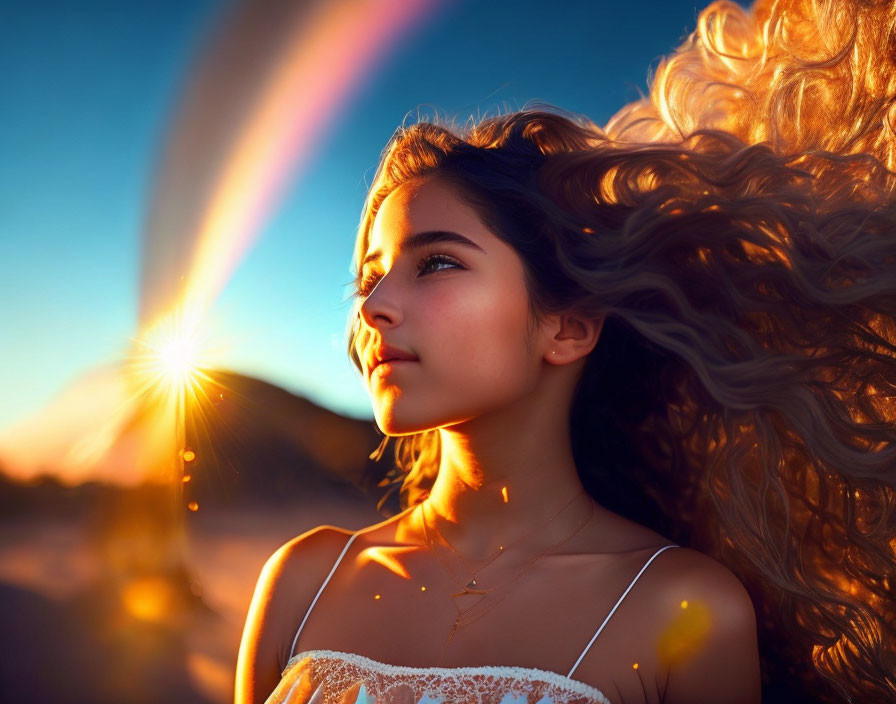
[0,0,709,428]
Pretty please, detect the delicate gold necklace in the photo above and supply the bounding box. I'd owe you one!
[419,494,595,664]
[449,499,595,630]
[421,490,585,596]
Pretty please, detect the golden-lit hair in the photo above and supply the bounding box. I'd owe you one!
[346,0,896,699]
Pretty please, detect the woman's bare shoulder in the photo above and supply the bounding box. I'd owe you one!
[261,510,412,608]
[269,524,355,574]
[639,545,756,622]
[633,546,761,703]
[246,524,358,640]
[236,524,359,704]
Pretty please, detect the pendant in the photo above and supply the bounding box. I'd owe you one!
[450,577,489,598]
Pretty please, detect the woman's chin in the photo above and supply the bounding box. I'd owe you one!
[374,415,429,436]
[373,403,479,436]
[373,405,441,436]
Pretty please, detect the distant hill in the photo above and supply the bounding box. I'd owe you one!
[181,369,386,505]
[0,369,403,516]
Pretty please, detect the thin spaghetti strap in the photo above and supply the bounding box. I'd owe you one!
[287,531,360,663]
[566,544,679,679]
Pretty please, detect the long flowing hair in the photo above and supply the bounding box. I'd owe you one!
[345,0,896,700]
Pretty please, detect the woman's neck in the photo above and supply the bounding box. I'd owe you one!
[421,393,593,562]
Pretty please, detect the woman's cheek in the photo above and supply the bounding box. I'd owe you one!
[424,286,528,384]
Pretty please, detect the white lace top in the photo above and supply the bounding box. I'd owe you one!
[265,532,678,704]
[266,649,611,704]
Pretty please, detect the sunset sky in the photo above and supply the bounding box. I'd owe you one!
[0,0,709,431]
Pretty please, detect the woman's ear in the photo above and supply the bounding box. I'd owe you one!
[545,312,603,365]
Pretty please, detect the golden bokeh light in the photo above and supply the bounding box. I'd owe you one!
[122,575,175,622]
[657,598,711,669]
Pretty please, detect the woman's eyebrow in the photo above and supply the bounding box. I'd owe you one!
[361,230,486,268]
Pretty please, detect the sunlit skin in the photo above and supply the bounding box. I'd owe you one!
[236,175,761,704]
[360,546,414,580]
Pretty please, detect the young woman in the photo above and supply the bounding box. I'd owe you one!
[236,0,896,702]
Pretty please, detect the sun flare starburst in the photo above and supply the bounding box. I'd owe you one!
[158,335,200,386]
[130,311,210,401]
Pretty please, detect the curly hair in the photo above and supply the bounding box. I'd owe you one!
[344,0,896,700]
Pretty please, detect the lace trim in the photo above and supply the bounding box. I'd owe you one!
[281,649,611,704]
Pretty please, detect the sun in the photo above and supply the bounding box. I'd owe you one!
[158,332,200,386]
[131,309,209,400]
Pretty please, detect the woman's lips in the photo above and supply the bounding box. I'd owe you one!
[371,358,417,375]
[368,345,419,376]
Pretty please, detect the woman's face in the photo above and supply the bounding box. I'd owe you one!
[353,176,546,435]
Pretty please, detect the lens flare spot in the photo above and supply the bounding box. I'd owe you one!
[632,662,639,670]
[183,474,192,483]
[374,594,381,600]
[420,586,426,591]
[183,450,196,462]
[658,598,711,668]
[122,576,174,622]
[188,501,199,512]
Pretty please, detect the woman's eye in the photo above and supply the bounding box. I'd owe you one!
[417,253,462,276]
[353,254,462,298]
